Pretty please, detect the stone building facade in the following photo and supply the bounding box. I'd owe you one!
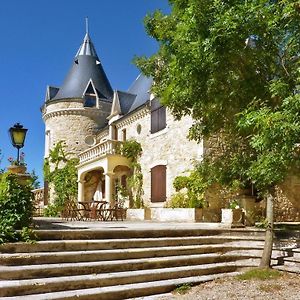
[42,30,299,221]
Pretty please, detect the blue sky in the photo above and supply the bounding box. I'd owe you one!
[0,0,169,183]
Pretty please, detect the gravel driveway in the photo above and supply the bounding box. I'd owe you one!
[159,272,300,300]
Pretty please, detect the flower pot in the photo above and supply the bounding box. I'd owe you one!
[221,208,245,227]
[7,165,27,174]
[126,209,145,221]
[149,208,204,222]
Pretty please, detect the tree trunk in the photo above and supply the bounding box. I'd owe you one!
[260,191,274,268]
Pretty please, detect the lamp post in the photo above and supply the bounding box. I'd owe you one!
[9,123,28,163]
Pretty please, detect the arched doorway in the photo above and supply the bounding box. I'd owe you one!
[83,169,104,201]
[113,165,132,207]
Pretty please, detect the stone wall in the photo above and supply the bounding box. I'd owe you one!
[43,99,110,158]
[116,107,203,207]
[42,99,111,203]
[274,175,300,222]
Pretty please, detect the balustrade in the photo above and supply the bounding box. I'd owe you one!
[79,139,122,164]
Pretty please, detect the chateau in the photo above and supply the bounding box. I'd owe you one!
[42,31,201,210]
[42,30,299,222]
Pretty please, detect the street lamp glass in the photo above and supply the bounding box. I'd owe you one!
[9,123,28,148]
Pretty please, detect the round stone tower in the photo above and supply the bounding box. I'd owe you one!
[42,31,113,159]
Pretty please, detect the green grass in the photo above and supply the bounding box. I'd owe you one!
[174,283,192,294]
[236,268,282,281]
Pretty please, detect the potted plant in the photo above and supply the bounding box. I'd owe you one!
[221,199,245,227]
[7,152,27,174]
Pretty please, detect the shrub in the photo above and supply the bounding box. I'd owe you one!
[120,140,144,208]
[165,192,189,208]
[44,142,79,216]
[0,173,34,244]
[172,170,207,208]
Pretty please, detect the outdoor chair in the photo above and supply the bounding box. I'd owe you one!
[61,198,81,221]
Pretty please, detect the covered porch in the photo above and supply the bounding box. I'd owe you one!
[77,139,131,206]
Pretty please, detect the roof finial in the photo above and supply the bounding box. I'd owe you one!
[85,17,89,35]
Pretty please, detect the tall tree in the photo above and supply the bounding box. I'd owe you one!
[136,0,300,267]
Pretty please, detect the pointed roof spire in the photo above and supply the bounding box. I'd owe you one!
[51,22,113,101]
[75,18,98,58]
[86,17,89,35]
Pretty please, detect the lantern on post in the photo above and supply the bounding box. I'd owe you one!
[9,123,28,163]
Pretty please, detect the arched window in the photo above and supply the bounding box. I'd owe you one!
[151,165,166,202]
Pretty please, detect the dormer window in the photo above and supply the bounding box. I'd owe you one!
[83,80,98,108]
[84,94,97,107]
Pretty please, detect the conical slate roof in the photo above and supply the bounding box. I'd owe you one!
[53,33,113,101]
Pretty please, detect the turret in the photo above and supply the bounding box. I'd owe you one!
[42,28,113,159]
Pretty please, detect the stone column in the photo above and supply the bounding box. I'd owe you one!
[104,172,115,205]
[78,179,86,202]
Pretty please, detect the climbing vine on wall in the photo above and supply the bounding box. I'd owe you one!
[121,140,144,208]
[44,141,79,216]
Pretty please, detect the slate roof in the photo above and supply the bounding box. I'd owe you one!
[50,33,113,101]
[127,74,153,113]
[116,91,136,115]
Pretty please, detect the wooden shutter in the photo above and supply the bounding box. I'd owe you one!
[151,99,166,134]
[151,165,166,202]
[113,126,118,140]
[158,106,166,131]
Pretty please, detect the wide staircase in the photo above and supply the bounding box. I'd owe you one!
[272,229,300,274]
[0,227,290,300]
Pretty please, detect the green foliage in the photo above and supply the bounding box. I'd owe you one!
[43,203,60,217]
[30,170,40,189]
[172,170,207,208]
[121,140,142,160]
[165,192,189,208]
[228,199,240,209]
[174,283,192,294]
[136,0,300,195]
[0,149,4,174]
[173,176,190,191]
[121,140,144,208]
[237,268,282,281]
[44,142,79,216]
[0,173,34,244]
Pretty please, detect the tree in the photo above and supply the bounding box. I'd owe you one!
[30,170,41,189]
[136,0,300,267]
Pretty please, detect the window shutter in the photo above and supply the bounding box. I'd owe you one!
[158,106,166,130]
[151,165,166,202]
[151,99,166,134]
[151,110,159,133]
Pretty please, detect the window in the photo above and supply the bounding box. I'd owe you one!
[113,125,118,140]
[151,165,166,202]
[45,130,51,157]
[83,81,98,108]
[151,99,166,134]
[84,95,96,107]
[136,124,142,134]
[122,129,127,141]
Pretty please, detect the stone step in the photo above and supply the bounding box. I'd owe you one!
[273,264,300,274]
[281,257,300,266]
[0,235,264,253]
[0,252,261,280]
[0,271,245,300]
[0,260,258,297]
[0,244,264,266]
[34,228,265,241]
